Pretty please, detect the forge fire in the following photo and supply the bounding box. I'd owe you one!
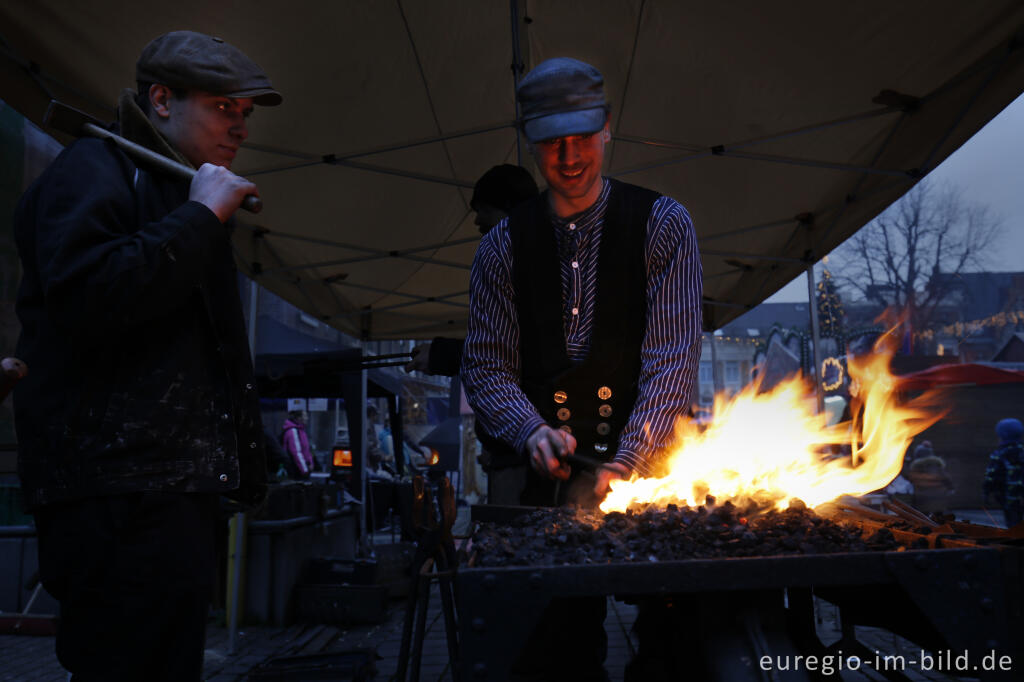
[601,335,944,514]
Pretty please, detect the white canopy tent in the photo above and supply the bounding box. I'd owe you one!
[3,1,1024,337]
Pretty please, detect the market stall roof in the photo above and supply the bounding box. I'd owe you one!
[3,1,1023,337]
[898,363,1024,392]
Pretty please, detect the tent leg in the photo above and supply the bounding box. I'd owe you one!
[805,265,825,415]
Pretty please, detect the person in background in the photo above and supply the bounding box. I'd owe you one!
[366,402,395,477]
[404,165,540,504]
[282,411,315,478]
[405,164,539,376]
[904,439,954,514]
[983,418,1024,527]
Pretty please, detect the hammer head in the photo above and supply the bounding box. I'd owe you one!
[44,100,106,137]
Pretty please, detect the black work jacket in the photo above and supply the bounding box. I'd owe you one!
[13,129,266,510]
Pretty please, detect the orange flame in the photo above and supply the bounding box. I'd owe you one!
[600,337,945,514]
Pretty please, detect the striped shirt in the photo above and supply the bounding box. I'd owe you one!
[462,178,703,477]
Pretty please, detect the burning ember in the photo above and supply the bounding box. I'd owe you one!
[470,503,911,568]
[601,337,944,514]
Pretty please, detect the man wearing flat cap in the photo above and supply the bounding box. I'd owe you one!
[13,30,280,680]
[462,57,703,679]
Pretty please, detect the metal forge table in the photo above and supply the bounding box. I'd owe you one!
[457,505,1024,681]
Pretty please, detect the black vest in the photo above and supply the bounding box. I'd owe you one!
[477,180,659,492]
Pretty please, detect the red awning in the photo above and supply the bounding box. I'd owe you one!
[897,363,1024,391]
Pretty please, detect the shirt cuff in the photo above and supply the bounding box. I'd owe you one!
[614,450,655,478]
[514,415,547,455]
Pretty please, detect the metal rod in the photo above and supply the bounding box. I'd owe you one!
[509,0,525,166]
[605,0,647,171]
[919,48,1007,176]
[241,120,514,164]
[368,296,469,314]
[244,226,476,263]
[710,332,723,400]
[805,264,825,415]
[269,251,471,275]
[364,352,414,361]
[358,360,411,370]
[715,148,914,178]
[700,249,807,264]
[702,299,748,309]
[697,216,796,243]
[611,106,902,177]
[325,157,474,188]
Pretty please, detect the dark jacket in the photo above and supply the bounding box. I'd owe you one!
[13,94,266,509]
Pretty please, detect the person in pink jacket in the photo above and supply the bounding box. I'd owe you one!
[282,411,315,478]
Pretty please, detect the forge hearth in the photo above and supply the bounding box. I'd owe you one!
[457,504,1024,681]
[469,502,913,568]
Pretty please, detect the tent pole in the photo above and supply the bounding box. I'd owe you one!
[510,0,525,165]
[229,278,260,653]
[805,264,825,415]
[710,332,723,400]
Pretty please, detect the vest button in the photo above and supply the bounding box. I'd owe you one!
[553,390,568,404]
[556,408,571,421]
[596,422,611,435]
[598,404,612,418]
[219,474,228,482]
[597,386,612,400]
[594,443,608,454]
[559,425,573,435]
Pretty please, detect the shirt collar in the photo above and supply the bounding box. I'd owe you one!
[549,178,610,231]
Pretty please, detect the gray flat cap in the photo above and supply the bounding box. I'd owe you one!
[517,57,608,142]
[137,30,282,106]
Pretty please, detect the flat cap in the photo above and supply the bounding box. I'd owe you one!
[137,30,282,106]
[517,57,607,143]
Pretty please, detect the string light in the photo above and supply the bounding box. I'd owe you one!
[914,309,1024,342]
[821,356,844,391]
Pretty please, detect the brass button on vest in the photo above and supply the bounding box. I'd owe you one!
[553,390,568,404]
[559,425,573,434]
[594,443,608,454]
[597,386,612,400]
[596,422,611,435]
[598,404,612,418]
[556,408,571,421]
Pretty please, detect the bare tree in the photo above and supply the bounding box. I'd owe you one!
[832,179,1004,338]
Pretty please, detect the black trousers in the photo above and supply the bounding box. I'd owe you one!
[35,492,220,682]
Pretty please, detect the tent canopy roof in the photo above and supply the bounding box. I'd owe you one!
[4,1,1024,337]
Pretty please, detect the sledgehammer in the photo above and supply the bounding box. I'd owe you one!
[44,100,262,214]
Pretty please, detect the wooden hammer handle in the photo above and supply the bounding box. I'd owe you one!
[82,122,262,214]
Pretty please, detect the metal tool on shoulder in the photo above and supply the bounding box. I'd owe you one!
[44,100,262,213]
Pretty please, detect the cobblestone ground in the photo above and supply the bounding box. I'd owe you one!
[3,592,1003,681]
[0,587,636,681]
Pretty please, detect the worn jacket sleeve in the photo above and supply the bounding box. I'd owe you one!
[461,222,546,453]
[27,138,225,338]
[614,198,703,477]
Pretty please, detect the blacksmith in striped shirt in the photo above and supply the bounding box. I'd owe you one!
[463,57,704,510]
